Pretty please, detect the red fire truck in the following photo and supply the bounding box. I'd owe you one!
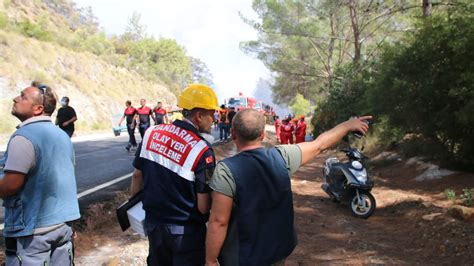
[225,92,258,111]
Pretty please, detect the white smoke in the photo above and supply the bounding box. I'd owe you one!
[252,78,289,118]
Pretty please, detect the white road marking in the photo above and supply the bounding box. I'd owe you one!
[76,173,132,199]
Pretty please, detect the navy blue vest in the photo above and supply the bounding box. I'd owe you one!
[222,147,297,265]
[133,120,214,231]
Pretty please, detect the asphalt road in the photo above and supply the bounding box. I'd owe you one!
[0,126,224,226]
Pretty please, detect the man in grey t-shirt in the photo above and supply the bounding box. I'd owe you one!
[205,109,371,265]
[1,83,80,265]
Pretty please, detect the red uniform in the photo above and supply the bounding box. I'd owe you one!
[295,120,307,143]
[280,123,294,144]
[274,118,281,142]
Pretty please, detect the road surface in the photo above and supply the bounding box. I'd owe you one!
[0,126,223,227]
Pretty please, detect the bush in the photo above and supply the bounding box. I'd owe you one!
[312,64,372,137]
[0,12,7,29]
[289,93,311,117]
[368,12,474,167]
[313,6,474,168]
[461,188,473,207]
[18,20,51,41]
[444,189,456,202]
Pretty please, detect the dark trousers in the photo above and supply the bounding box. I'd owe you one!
[139,122,150,139]
[127,124,137,146]
[147,224,206,266]
[62,128,74,138]
[155,116,164,125]
[219,123,228,140]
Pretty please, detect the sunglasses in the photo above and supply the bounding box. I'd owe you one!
[36,85,47,106]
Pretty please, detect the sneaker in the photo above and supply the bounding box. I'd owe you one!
[130,146,138,152]
[125,144,131,152]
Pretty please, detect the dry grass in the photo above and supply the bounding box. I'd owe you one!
[0,29,177,137]
[73,191,131,256]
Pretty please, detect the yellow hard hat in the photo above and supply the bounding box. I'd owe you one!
[178,84,219,110]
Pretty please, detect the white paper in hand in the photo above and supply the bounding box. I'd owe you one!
[126,201,147,237]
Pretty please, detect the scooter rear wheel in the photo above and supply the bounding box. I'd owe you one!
[350,191,376,219]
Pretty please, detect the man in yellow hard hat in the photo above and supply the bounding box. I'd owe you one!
[130,84,219,265]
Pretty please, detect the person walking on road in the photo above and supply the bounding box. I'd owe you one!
[153,101,168,125]
[205,109,371,265]
[218,104,229,141]
[136,98,153,139]
[56,96,77,137]
[2,83,81,265]
[130,84,220,265]
[118,100,138,151]
[295,115,307,143]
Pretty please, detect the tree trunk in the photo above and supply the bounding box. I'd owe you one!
[423,0,432,16]
[348,0,361,66]
[327,11,336,88]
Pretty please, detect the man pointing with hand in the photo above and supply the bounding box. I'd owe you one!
[206,110,371,266]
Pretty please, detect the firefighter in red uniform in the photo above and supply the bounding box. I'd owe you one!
[274,116,281,143]
[295,115,307,143]
[130,84,219,265]
[118,100,137,151]
[153,101,168,125]
[136,98,153,139]
[280,118,294,144]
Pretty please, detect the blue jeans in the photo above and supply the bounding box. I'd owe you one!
[219,123,228,140]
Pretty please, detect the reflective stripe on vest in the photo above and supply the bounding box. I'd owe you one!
[139,124,209,182]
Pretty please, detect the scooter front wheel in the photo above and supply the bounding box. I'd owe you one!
[350,190,376,219]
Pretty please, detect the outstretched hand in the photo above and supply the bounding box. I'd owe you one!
[345,116,372,136]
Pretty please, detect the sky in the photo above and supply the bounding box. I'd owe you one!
[73,0,270,102]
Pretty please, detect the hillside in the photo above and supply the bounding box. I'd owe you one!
[0,0,178,143]
[0,29,176,136]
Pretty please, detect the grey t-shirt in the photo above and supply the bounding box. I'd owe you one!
[3,116,54,173]
[4,135,36,174]
[3,116,67,234]
[209,144,302,198]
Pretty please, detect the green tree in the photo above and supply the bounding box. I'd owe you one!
[289,93,311,117]
[241,0,419,105]
[123,11,147,42]
[190,57,214,87]
[128,37,192,92]
[367,5,474,164]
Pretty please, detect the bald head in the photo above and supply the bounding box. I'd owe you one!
[232,109,265,142]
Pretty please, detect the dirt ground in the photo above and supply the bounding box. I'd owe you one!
[5,131,472,265]
[288,150,474,265]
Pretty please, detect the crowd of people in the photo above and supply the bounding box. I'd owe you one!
[274,114,307,144]
[1,82,370,265]
[215,104,236,142]
[118,100,181,152]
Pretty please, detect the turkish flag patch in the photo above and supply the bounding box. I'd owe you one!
[205,156,214,164]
